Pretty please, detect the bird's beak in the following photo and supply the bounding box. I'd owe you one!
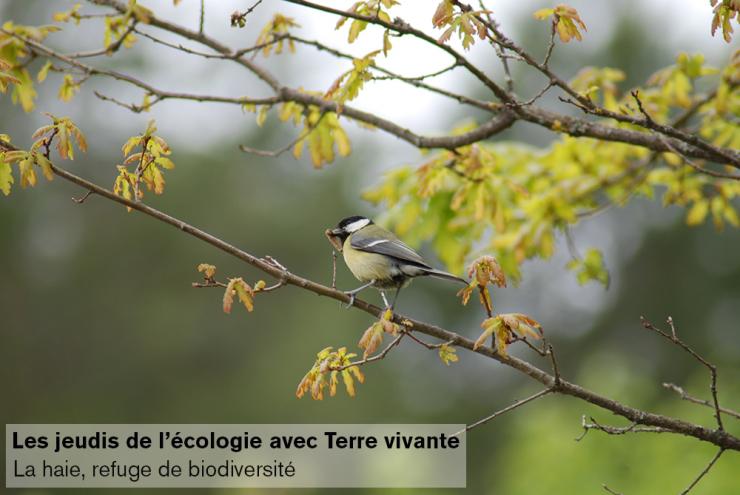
[325,228,343,251]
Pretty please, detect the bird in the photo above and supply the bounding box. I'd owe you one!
[326,215,467,309]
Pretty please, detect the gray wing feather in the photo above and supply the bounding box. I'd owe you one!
[350,234,430,268]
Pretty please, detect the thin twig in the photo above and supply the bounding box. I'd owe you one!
[283,0,512,102]
[68,24,136,58]
[94,90,155,113]
[331,250,337,289]
[132,135,152,203]
[679,448,725,495]
[630,89,655,125]
[663,383,740,420]
[577,416,671,441]
[72,190,94,204]
[239,113,328,157]
[192,278,285,292]
[602,484,624,495]
[641,316,724,431]
[404,331,455,350]
[659,135,740,180]
[547,343,561,388]
[231,0,264,28]
[516,81,554,107]
[455,388,553,435]
[479,1,513,92]
[564,225,581,261]
[286,34,491,111]
[191,280,228,288]
[543,17,557,67]
[261,255,288,272]
[509,335,548,356]
[333,333,405,371]
[199,0,205,35]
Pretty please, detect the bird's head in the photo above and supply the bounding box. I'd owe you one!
[325,215,372,250]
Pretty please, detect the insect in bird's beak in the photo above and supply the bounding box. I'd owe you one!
[325,228,344,251]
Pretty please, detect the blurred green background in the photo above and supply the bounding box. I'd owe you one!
[1,1,738,494]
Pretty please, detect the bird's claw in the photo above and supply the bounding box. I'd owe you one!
[343,291,356,309]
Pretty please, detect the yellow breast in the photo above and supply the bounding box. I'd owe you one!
[342,237,394,283]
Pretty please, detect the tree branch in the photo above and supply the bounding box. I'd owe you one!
[679,448,725,495]
[641,316,725,431]
[333,333,405,371]
[663,383,740,420]
[456,388,553,435]
[1,141,732,451]
[8,4,735,162]
[282,0,512,102]
[451,0,739,167]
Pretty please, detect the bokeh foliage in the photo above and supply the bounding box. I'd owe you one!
[1,1,739,494]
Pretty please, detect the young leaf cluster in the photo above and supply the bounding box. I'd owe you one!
[296,347,365,400]
[710,0,740,42]
[358,308,400,358]
[566,248,609,287]
[335,0,398,44]
[254,14,299,57]
[325,50,380,105]
[0,22,60,112]
[102,0,152,50]
[458,256,543,356]
[432,0,489,50]
[194,263,268,315]
[534,4,587,43]
[0,115,87,196]
[247,94,351,168]
[113,120,174,208]
[476,313,543,356]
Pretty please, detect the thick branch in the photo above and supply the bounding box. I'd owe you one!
[2,144,732,452]
[517,106,734,164]
[7,27,515,151]
[11,4,733,162]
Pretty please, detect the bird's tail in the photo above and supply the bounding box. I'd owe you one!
[424,268,468,285]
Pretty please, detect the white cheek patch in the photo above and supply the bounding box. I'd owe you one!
[345,218,371,232]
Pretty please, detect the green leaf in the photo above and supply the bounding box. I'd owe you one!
[438,344,459,365]
[36,60,52,82]
[0,158,13,196]
[567,248,609,287]
[57,74,79,102]
[686,199,709,226]
[533,8,554,20]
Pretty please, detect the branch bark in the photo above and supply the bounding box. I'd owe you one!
[5,147,732,453]
[57,0,737,164]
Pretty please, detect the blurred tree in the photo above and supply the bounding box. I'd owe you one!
[1,0,738,493]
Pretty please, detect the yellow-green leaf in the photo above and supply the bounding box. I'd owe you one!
[0,159,13,196]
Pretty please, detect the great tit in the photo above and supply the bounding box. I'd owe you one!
[326,215,467,308]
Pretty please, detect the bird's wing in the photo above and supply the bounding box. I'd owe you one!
[350,233,431,268]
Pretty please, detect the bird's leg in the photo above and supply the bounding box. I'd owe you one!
[390,286,402,310]
[343,280,375,308]
[380,291,390,309]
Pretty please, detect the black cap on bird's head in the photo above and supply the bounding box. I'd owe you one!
[326,216,373,249]
[332,215,372,236]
